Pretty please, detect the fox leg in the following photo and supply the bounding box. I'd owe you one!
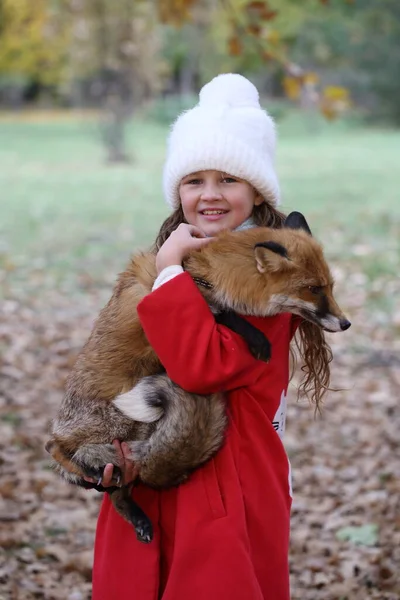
[215,310,271,362]
[109,486,153,543]
[74,450,153,543]
[47,441,152,541]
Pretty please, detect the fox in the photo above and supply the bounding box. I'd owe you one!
[45,212,350,543]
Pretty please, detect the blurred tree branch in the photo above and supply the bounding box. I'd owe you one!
[158,0,352,119]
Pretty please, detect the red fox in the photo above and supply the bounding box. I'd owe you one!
[46,212,350,543]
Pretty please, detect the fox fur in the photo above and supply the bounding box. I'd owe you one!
[46,212,350,542]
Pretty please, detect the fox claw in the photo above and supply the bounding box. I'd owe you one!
[135,518,153,544]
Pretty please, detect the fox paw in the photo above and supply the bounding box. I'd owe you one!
[72,443,121,484]
[134,516,153,544]
[84,464,122,487]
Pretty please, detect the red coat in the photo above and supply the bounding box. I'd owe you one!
[92,273,298,600]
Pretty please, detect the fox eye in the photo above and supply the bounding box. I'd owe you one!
[309,285,322,295]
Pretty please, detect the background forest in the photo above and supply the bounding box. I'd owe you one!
[1,1,399,599]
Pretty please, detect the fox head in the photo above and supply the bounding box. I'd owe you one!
[253,212,350,332]
[186,211,351,333]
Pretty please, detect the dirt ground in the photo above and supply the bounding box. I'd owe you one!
[1,264,399,600]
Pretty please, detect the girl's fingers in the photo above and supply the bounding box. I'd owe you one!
[178,223,206,238]
[188,225,207,238]
[120,441,132,460]
[125,463,139,484]
[192,236,215,248]
[102,463,115,486]
[83,441,138,487]
[112,439,124,465]
[121,442,139,484]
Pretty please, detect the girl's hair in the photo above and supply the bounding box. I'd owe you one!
[153,201,332,408]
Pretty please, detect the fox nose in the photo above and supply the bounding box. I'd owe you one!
[340,319,351,331]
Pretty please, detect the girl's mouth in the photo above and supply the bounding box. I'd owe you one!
[200,209,229,220]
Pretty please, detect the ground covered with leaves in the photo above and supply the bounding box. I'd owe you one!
[1,244,399,600]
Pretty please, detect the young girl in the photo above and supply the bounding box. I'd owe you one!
[91,74,331,600]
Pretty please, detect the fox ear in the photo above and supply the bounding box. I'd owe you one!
[284,211,312,236]
[254,241,290,273]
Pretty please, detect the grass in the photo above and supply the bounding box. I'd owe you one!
[0,109,399,307]
[0,117,169,296]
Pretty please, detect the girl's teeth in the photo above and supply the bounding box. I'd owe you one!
[203,210,226,215]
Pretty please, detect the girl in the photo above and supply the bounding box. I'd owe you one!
[91,74,332,600]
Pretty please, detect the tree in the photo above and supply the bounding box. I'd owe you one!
[0,0,68,104]
[0,0,165,159]
[64,0,164,162]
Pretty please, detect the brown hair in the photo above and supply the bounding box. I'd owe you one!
[153,201,332,408]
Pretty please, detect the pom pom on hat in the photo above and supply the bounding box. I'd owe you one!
[163,73,280,209]
[199,73,260,108]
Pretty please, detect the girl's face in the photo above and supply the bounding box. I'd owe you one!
[179,170,263,236]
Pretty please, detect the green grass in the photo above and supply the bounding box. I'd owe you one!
[0,110,399,305]
[0,117,169,296]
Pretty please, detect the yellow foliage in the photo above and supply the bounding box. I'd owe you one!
[265,29,280,46]
[0,0,69,84]
[320,86,351,120]
[304,71,319,85]
[282,73,351,121]
[322,85,350,101]
[283,76,301,100]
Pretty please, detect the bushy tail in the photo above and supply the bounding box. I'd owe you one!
[115,374,227,488]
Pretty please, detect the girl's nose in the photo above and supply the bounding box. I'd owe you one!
[200,183,222,201]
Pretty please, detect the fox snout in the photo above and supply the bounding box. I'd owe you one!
[311,311,351,333]
[289,290,351,333]
[315,303,351,333]
[320,315,351,333]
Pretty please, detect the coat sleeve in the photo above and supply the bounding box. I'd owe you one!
[137,272,267,394]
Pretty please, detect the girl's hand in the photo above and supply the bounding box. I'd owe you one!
[84,440,139,487]
[156,223,214,274]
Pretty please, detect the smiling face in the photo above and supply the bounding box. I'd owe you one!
[179,170,264,236]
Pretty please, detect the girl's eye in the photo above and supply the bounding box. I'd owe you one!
[222,177,237,183]
[309,286,322,295]
[186,179,202,185]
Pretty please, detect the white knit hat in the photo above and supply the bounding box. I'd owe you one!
[163,73,280,209]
